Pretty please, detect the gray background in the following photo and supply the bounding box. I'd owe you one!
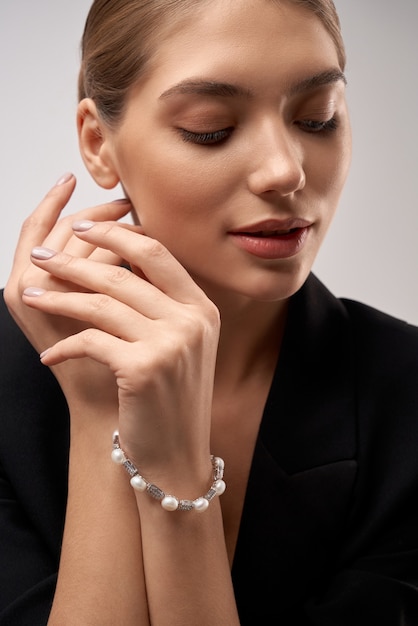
[1,1,417,322]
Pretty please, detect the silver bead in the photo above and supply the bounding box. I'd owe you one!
[147,484,165,500]
[213,457,225,470]
[213,456,225,480]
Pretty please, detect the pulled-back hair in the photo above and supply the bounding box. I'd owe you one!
[78,0,346,127]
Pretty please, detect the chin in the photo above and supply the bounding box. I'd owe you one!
[196,265,312,306]
[241,280,307,303]
[243,261,313,301]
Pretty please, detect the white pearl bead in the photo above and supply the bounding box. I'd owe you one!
[161,495,179,511]
[193,497,209,512]
[111,448,126,464]
[130,475,147,492]
[214,479,226,495]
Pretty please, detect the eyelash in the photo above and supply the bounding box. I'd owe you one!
[180,127,233,145]
[295,116,339,134]
[179,116,339,146]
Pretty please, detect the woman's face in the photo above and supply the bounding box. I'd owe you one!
[107,0,351,304]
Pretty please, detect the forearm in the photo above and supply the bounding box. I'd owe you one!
[48,419,150,625]
[136,475,240,625]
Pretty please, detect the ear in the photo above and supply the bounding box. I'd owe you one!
[77,98,120,189]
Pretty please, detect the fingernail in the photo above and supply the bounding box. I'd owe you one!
[23,287,46,297]
[40,348,51,360]
[72,220,95,232]
[55,172,74,186]
[111,198,130,204]
[31,247,57,260]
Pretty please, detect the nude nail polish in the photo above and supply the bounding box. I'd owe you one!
[55,172,73,186]
[31,247,57,260]
[72,220,95,232]
[40,348,51,360]
[23,287,46,297]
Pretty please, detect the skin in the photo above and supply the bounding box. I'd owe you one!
[4,1,351,623]
[90,0,351,307]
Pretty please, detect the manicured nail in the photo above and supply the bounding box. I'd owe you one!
[72,220,95,232]
[31,247,57,260]
[40,348,51,360]
[55,172,74,186]
[23,287,46,297]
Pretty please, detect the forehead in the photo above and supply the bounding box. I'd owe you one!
[138,0,340,99]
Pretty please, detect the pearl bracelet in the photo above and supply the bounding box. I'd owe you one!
[111,431,226,512]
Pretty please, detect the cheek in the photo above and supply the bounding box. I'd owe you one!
[309,137,351,201]
[120,144,236,229]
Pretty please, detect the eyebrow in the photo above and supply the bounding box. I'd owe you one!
[159,68,346,101]
[289,68,347,95]
[159,80,251,100]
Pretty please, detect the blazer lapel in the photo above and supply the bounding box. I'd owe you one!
[232,274,358,614]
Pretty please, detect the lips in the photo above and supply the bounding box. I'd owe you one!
[228,219,312,260]
[242,227,299,237]
[230,218,312,236]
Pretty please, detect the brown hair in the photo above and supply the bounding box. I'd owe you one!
[78,0,346,127]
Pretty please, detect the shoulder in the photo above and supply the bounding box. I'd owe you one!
[340,297,418,411]
[0,289,69,516]
[0,288,38,364]
[297,274,418,381]
[333,294,418,531]
[0,289,51,394]
[290,275,418,452]
[298,278,418,557]
[0,292,67,621]
[341,296,418,361]
[0,287,68,419]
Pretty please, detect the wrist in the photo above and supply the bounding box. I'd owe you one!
[111,431,226,512]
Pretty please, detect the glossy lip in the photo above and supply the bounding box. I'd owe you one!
[228,218,312,260]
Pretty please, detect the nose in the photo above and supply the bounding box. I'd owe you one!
[247,122,306,197]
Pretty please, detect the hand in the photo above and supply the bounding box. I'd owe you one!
[4,173,134,414]
[17,217,221,490]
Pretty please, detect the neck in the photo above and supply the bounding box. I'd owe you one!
[213,293,289,389]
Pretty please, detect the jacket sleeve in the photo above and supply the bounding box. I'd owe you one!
[0,292,69,625]
[0,468,57,625]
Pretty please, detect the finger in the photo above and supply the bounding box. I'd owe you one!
[72,222,205,303]
[88,248,126,266]
[63,222,143,273]
[29,248,172,319]
[11,173,77,268]
[20,201,134,296]
[65,222,142,264]
[21,224,134,301]
[22,288,151,342]
[40,328,129,370]
[42,199,133,256]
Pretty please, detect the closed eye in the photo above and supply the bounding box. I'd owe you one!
[295,116,339,134]
[179,127,234,145]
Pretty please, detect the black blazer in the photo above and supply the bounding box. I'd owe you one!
[1,275,418,625]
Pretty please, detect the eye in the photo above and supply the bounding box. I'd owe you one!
[179,127,234,145]
[295,116,339,134]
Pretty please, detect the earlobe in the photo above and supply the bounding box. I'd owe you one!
[77,98,120,189]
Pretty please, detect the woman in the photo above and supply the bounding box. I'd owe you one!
[1,0,417,624]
